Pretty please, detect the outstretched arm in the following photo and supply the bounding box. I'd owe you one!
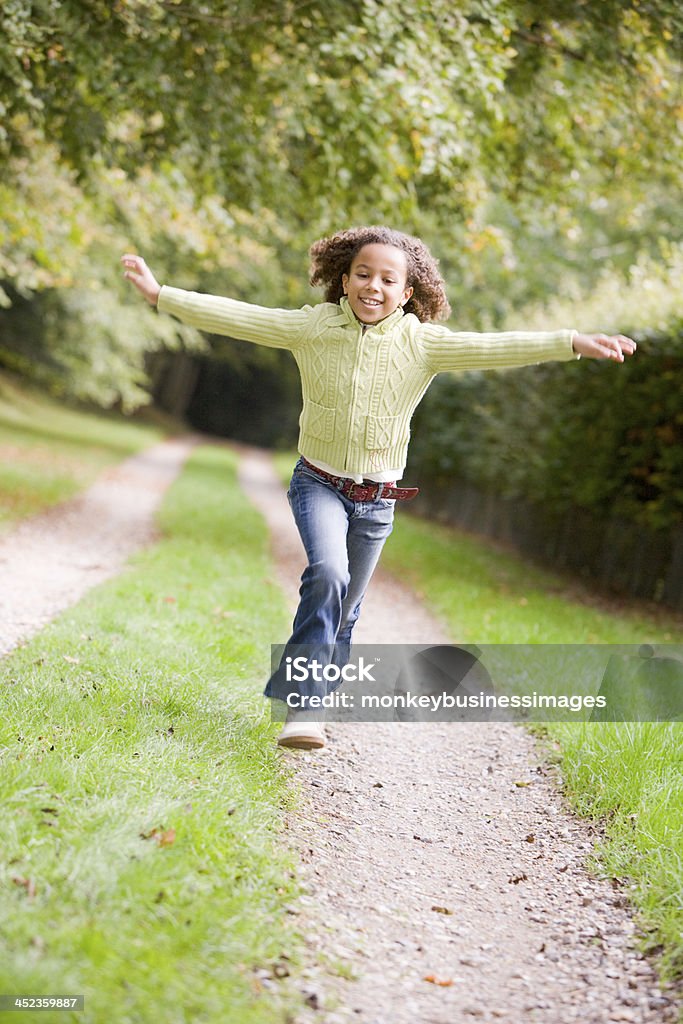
[119,252,311,352]
[419,322,637,375]
[121,254,161,306]
[572,332,636,362]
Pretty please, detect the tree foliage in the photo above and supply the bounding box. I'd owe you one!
[408,243,683,537]
[0,0,682,404]
[3,1,682,218]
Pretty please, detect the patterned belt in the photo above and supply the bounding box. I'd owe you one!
[301,458,419,502]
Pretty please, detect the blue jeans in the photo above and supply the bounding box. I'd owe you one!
[264,458,395,702]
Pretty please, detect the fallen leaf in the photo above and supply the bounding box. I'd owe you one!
[157,828,176,847]
[431,905,453,915]
[424,974,454,987]
[514,780,531,788]
[12,876,36,898]
[525,833,536,843]
[508,872,528,885]
[140,826,176,846]
[163,596,177,604]
[63,655,80,664]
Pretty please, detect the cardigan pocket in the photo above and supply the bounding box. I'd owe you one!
[303,399,336,443]
[366,413,403,451]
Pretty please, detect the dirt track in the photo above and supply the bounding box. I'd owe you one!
[0,437,195,655]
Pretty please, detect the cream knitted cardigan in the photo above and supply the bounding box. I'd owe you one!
[158,287,577,478]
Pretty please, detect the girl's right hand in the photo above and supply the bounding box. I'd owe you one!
[121,254,162,306]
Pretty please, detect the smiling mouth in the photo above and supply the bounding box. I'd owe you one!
[360,297,382,307]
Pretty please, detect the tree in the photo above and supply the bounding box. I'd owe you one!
[1,1,682,405]
[3,1,682,221]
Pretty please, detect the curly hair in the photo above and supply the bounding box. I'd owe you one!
[309,225,451,323]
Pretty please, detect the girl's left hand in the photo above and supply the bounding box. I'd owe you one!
[572,332,637,362]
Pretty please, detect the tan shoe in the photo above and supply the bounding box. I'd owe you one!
[278,710,326,750]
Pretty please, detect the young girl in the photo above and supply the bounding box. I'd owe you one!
[122,225,635,750]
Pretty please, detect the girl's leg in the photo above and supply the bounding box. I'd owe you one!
[287,482,350,649]
[335,498,395,662]
[264,463,351,701]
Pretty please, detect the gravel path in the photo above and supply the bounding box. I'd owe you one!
[238,448,681,1024]
[0,437,196,655]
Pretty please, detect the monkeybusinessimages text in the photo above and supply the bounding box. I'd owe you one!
[283,656,606,713]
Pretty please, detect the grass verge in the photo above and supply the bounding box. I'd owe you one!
[0,373,162,532]
[381,510,683,986]
[0,442,304,1024]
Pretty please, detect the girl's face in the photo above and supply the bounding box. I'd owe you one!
[342,244,414,325]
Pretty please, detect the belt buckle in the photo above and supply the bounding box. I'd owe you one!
[362,481,381,501]
[344,480,384,502]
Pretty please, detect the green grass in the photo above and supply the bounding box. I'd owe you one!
[384,512,682,644]
[0,373,162,532]
[543,721,682,978]
[382,510,683,986]
[0,442,305,1024]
